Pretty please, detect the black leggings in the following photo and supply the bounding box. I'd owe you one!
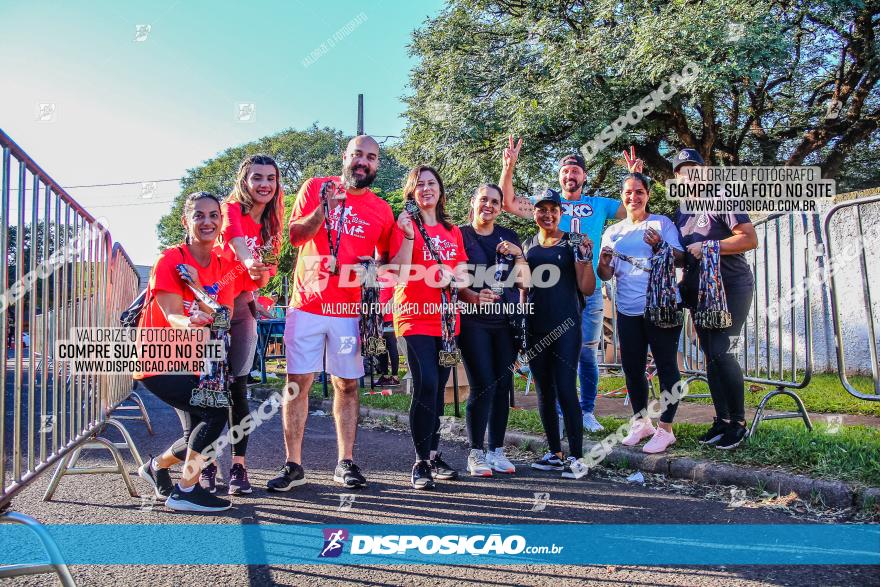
[528,324,583,458]
[694,288,753,423]
[140,374,228,460]
[377,323,399,376]
[228,377,251,458]
[458,324,516,451]
[616,312,683,424]
[403,335,452,461]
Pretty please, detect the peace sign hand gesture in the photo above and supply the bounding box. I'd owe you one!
[502,135,523,170]
[622,146,644,174]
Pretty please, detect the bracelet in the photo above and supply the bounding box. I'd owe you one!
[404,235,414,241]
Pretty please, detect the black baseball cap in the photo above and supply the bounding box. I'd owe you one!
[671,148,705,171]
[558,153,587,172]
[532,188,562,207]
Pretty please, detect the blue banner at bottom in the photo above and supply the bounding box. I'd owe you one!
[2,524,878,565]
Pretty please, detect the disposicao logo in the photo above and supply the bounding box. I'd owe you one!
[319,528,348,558]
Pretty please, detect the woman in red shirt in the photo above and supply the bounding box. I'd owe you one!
[390,165,468,490]
[135,191,236,512]
[208,154,284,495]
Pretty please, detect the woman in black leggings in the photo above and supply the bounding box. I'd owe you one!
[458,184,530,477]
[523,190,595,480]
[389,165,468,489]
[598,174,685,454]
[135,192,237,512]
[672,150,758,450]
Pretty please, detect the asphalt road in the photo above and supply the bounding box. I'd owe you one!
[3,387,877,586]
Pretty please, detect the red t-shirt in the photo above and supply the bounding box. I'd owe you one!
[215,201,279,295]
[391,223,467,337]
[289,176,395,317]
[134,245,236,379]
[257,296,274,311]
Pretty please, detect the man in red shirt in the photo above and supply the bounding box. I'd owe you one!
[270,135,408,492]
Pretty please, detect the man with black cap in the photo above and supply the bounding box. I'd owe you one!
[499,136,625,433]
[671,147,758,450]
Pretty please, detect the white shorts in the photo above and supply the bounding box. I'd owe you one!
[284,308,364,379]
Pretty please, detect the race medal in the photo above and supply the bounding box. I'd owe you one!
[211,307,231,331]
[491,282,505,297]
[327,257,338,276]
[260,248,278,266]
[372,337,387,355]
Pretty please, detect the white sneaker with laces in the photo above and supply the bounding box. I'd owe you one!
[561,456,589,479]
[467,449,492,477]
[582,412,604,432]
[485,447,515,474]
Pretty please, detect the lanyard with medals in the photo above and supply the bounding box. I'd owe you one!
[176,263,232,409]
[358,259,386,356]
[643,242,682,328]
[694,240,732,329]
[321,180,348,275]
[405,199,461,367]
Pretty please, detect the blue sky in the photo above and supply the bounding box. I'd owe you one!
[0,0,444,264]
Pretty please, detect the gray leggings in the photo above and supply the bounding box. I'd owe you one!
[229,291,258,377]
[228,291,258,457]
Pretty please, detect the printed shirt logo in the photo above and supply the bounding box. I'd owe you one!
[319,528,349,558]
[696,214,710,228]
[422,235,458,261]
[561,201,594,218]
[329,204,369,238]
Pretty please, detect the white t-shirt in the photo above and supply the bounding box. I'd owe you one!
[601,214,683,316]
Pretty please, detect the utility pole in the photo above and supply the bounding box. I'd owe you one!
[357,94,364,135]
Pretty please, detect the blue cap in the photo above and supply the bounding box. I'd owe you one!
[532,188,562,207]
[672,148,705,171]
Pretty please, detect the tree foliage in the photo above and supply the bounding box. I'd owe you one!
[156,125,407,294]
[397,0,880,219]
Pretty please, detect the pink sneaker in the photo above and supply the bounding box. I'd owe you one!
[643,427,676,454]
[621,420,656,446]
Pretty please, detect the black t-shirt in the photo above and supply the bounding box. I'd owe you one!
[675,212,754,306]
[459,224,522,329]
[523,232,583,334]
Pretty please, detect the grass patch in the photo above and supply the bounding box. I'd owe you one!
[578,372,879,417]
[317,383,880,487]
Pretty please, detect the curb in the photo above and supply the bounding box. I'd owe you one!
[300,397,875,511]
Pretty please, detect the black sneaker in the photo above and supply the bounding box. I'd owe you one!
[334,460,367,489]
[531,452,565,471]
[716,421,748,450]
[411,460,434,490]
[267,462,306,492]
[138,457,174,498]
[165,483,231,512]
[699,418,728,445]
[429,453,458,480]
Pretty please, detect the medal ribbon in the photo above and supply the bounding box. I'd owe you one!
[694,240,733,329]
[643,242,683,328]
[321,181,348,274]
[358,259,385,356]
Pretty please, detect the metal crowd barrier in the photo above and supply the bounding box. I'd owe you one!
[823,196,880,401]
[0,129,145,586]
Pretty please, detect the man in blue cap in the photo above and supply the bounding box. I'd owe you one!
[499,136,625,433]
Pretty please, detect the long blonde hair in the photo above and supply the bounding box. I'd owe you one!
[225,154,285,254]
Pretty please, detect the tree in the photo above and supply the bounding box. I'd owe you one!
[156,125,407,294]
[398,0,880,215]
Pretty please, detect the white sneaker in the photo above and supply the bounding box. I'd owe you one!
[561,456,589,480]
[485,447,515,474]
[582,412,604,432]
[467,449,492,477]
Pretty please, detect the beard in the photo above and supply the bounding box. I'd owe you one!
[342,164,377,189]
[561,178,584,194]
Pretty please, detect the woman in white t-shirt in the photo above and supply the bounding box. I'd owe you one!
[598,173,684,454]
